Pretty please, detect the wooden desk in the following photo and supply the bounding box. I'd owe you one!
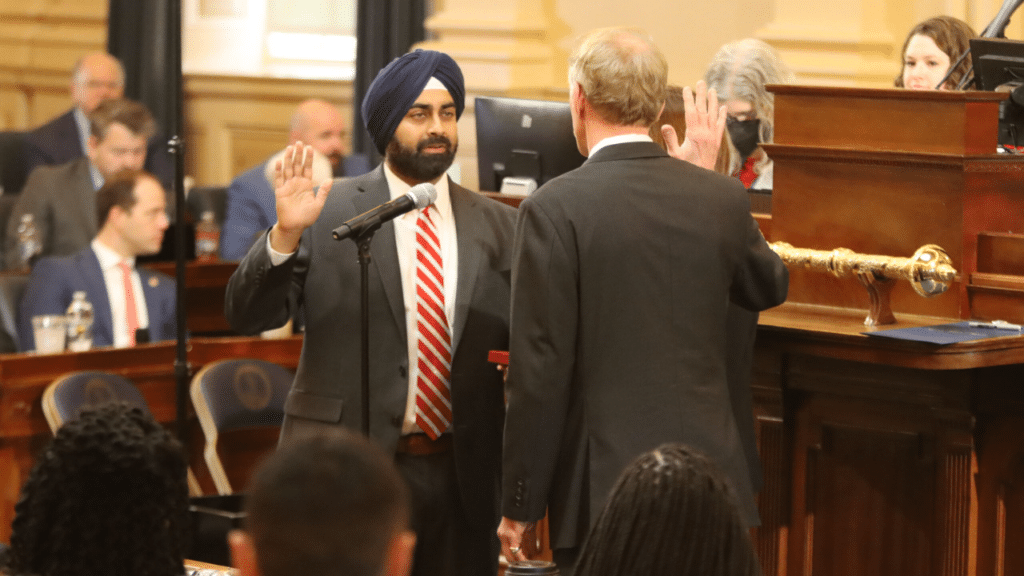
[0,335,302,541]
[748,303,1024,576]
[142,261,237,334]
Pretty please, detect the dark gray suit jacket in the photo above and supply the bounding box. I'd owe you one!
[5,157,97,270]
[500,141,789,549]
[225,166,516,528]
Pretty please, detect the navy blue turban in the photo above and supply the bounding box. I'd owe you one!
[361,49,466,155]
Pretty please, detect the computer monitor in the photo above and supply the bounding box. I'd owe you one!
[474,96,586,194]
[969,37,1024,146]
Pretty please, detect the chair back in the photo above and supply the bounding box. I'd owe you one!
[0,273,29,353]
[190,358,294,494]
[42,371,151,431]
[42,370,204,496]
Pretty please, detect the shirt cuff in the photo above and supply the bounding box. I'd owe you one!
[266,230,296,266]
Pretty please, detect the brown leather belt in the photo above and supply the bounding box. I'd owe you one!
[396,433,452,456]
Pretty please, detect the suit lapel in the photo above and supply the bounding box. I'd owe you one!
[351,176,406,338]
[80,248,114,343]
[449,183,480,352]
[138,269,168,340]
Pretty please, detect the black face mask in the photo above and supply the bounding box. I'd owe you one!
[727,117,761,159]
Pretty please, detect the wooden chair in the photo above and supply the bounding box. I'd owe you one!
[190,358,293,494]
[42,370,203,496]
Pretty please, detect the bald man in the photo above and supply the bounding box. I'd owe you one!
[21,52,172,190]
[220,99,371,260]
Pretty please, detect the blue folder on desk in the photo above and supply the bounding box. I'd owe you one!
[863,321,1024,345]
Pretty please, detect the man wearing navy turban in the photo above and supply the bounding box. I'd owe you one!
[225,49,516,576]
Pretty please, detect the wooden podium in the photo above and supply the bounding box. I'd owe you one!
[754,86,1024,576]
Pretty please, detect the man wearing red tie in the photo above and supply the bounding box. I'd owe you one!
[17,170,174,351]
[225,50,516,576]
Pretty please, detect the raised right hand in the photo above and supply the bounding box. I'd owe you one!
[270,142,333,253]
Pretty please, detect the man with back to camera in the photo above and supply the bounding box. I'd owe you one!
[220,99,373,260]
[18,169,174,352]
[229,431,416,576]
[497,27,789,576]
[225,49,516,576]
[20,52,171,187]
[5,98,157,270]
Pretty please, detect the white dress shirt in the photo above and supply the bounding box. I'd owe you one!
[92,239,149,348]
[588,133,654,157]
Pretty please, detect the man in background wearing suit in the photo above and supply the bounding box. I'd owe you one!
[225,50,516,576]
[20,52,171,188]
[220,99,373,260]
[497,27,789,576]
[18,169,174,351]
[229,431,416,576]
[5,98,157,270]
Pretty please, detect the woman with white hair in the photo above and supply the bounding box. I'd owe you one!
[704,38,793,191]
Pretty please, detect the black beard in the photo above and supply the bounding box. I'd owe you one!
[386,135,457,182]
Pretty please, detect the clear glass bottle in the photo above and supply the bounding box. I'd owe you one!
[195,210,220,262]
[65,291,94,352]
[14,213,41,272]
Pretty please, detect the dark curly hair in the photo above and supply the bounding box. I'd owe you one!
[574,443,760,576]
[4,403,190,576]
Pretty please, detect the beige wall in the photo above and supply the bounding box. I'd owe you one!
[3,0,1024,188]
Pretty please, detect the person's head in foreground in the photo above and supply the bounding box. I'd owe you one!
[5,402,190,576]
[574,443,761,576]
[230,431,415,576]
[895,15,977,91]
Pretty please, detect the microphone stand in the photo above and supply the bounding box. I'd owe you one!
[166,0,190,443]
[342,225,382,438]
[356,231,373,437]
[937,49,974,90]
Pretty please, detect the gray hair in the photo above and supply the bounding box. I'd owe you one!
[569,27,668,127]
[705,39,793,174]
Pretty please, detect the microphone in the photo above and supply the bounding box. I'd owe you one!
[982,0,1024,38]
[332,183,437,241]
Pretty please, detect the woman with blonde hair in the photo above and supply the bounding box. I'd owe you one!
[705,38,793,191]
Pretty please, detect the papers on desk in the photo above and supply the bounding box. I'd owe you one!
[863,320,1024,345]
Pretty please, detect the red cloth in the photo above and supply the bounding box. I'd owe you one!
[734,156,757,189]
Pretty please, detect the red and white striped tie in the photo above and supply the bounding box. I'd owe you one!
[414,206,453,439]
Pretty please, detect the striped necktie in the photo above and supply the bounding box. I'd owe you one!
[414,206,453,439]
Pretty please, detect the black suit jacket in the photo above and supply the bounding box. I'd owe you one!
[500,141,789,548]
[225,167,516,527]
